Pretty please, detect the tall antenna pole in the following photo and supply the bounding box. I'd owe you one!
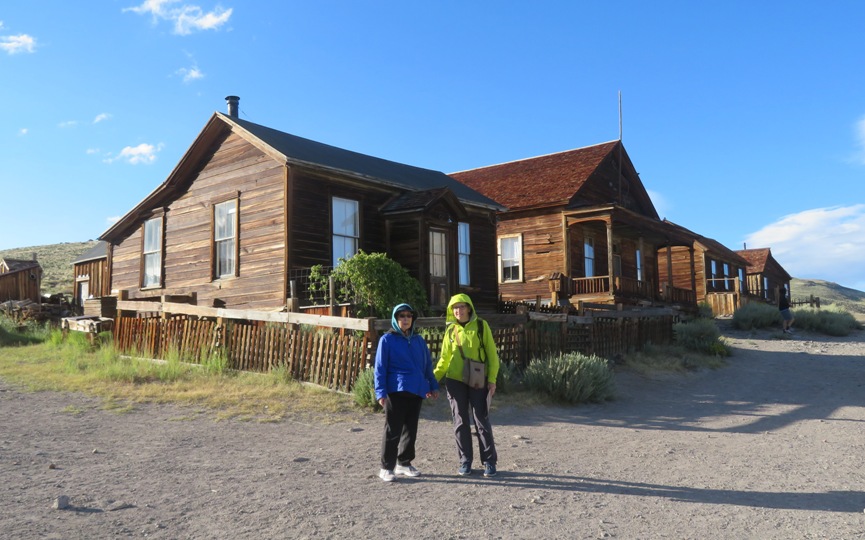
[617,91,623,203]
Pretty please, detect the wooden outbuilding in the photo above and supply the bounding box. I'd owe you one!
[72,241,110,308]
[99,96,503,314]
[0,255,42,303]
[450,140,698,309]
[735,247,792,303]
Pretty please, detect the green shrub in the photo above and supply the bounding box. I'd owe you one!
[625,343,726,373]
[697,301,714,319]
[523,352,615,405]
[494,360,521,394]
[791,305,860,336]
[307,251,429,318]
[0,314,50,347]
[732,301,782,330]
[674,318,730,356]
[352,366,381,411]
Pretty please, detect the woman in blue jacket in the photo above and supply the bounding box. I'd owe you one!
[374,303,439,482]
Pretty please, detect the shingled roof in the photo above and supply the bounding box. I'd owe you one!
[736,248,792,280]
[449,140,620,210]
[663,220,750,266]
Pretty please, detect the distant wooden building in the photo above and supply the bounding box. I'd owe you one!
[99,97,503,314]
[450,141,698,309]
[0,256,42,303]
[736,247,792,303]
[658,220,751,315]
[72,241,110,308]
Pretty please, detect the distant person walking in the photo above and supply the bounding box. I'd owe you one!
[434,293,500,478]
[779,284,795,334]
[374,303,439,482]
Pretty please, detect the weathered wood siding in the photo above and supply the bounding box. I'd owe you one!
[461,207,498,312]
[73,258,110,303]
[0,271,40,302]
[497,211,566,301]
[111,133,288,309]
[657,246,705,299]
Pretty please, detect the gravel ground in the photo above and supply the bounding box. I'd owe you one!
[2,322,865,539]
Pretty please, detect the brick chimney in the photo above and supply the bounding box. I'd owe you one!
[225,95,239,118]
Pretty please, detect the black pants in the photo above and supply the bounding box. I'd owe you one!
[445,378,497,467]
[380,392,423,470]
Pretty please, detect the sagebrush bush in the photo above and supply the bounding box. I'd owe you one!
[523,352,615,405]
[792,305,859,336]
[625,343,726,373]
[697,302,714,319]
[352,366,381,411]
[674,318,730,356]
[494,360,521,394]
[732,302,782,330]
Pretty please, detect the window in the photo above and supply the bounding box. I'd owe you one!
[332,197,359,266]
[499,235,522,282]
[458,222,470,286]
[710,260,718,290]
[214,199,237,278]
[763,276,769,299]
[142,217,162,288]
[635,248,642,281]
[739,268,746,292]
[429,229,448,305]
[584,238,595,277]
[723,263,730,290]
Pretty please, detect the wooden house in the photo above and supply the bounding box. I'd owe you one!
[0,255,42,303]
[735,247,792,303]
[450,141,698,309]
[72,241,110,308]
[99,97,503,314]
[657,220,751,315]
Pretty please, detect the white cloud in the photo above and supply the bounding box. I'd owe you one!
[124,1,232,35]
[0,33,36,54]
[86,148,100,155]
[105,142,164,164]
[176,65,204,83]
[58,120,78,128]
[106,216,121,225]
[18,128,28,136]
[93,113,111,124]
[745,205,865,288]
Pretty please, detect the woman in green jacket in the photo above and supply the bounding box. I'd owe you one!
[434,293,500,477]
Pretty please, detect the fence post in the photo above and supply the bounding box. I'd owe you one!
[365,317,379,369]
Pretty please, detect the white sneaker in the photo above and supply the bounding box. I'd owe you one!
[394,464,420,477]
[379,469,396,482]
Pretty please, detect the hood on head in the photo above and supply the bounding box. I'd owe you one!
[445,293,476,325]
[391,303,417,335]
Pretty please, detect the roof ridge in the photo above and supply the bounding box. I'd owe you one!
[449,139,620,175]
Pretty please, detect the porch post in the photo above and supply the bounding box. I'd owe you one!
[606,219,614,294]
[665,242,673,301]
[689,247,696,293]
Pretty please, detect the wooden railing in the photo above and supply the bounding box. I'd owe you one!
[662,284,696,305]
[572,276,611,295]
[615,276,653,299]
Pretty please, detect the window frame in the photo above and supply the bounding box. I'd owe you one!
[212,197,239,280]
[584,237,595,278]
[141,214,164,289]
[332,196,359,266]
[498,234,523,283]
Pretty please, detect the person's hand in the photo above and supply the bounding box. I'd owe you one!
[487,383,496,398]
[378,397,386,408]
[427,390,439,399]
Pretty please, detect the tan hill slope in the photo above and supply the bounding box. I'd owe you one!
[791,277,865,314]
[0,241,99,296]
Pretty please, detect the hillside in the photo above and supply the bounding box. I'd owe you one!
[791,277,865,314]
[0,241,99,296]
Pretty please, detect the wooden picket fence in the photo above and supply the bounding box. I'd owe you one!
[111,300,678,391]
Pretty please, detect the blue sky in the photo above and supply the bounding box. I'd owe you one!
[2,1,865,290]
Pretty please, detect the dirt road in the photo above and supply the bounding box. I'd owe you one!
[2,323,865,539]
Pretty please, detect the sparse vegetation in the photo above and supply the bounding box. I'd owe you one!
[351,366,380,411]
[789,304,860,336]
[624,343,727,374]
[674,318,731,356]
[523,352,615,405]
[732,301,782,330]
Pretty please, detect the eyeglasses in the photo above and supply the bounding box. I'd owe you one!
[397,313,413,319]
[452,304,469,310]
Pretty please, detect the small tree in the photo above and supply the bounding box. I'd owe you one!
[308,251,429,319]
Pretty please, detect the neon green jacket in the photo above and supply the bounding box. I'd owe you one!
[434,293,500,384]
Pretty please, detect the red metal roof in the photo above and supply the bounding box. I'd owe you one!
[450,141,620,210]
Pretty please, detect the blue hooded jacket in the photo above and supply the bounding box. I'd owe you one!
[374,303,439,400]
